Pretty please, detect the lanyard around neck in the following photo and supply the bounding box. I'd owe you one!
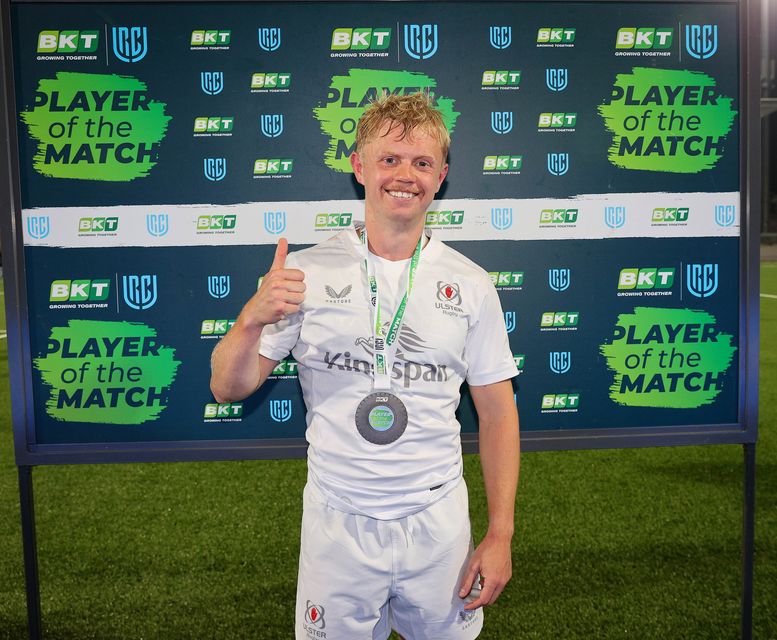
[360,227,423,390]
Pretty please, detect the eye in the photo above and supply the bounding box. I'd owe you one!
[416,160,432,169]
[383,156,396,165]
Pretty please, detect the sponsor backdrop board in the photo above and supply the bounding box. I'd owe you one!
[0,0,755,464]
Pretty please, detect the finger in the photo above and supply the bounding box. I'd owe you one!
[281,280,306,294]
[277,268,305,281]
[270,237,288,271]
[458,562,479,598]
[279,291,305,305]
[463,581,496,611]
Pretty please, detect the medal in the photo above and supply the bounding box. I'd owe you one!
[355,392,408,445]
[354,225,423,445]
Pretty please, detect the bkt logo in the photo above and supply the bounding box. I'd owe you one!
[197,214,237,231]
[547,153,569,176]
[112,26,148,63]
[542,394,580,409]
[50,279,110,302]
[270,399,292,422]
[618,268,675,290]
[652,207,689,223]
[540,209,578,224]
[425,211,464,226]
[491,111,513,135]
[491,207,513,230]
[79,217,118,233]
[483,156,522,172]
[260,114,284,138]
[616,28,673,50]
[538,113,576,128]
[605,205,626,229]
[548,268,571,292]
[194,117,234,134]
[27,216,51,240]
[541,311,580,328]
[207,275,230,299]
[264,211,286,235]
[489,26,511,49]
[537,28,576,44]
[190,30,231,47]
[404,24,438,60]
[513,355,525,371]
[331,28,391,50]
[546,68,568,92]
[204,403,243,418]
[715,204,735,227]
[201,319,236,336]
[271,360,299,377]
[316,213,353,229]
[146,214,169,237]
[686,263,719,298]
[489,271,524,288]
[482,70,521,88]
[204,158,227,181]
[549,351,571,374]
[258,27,281,52]
[251,73,291,90]
[38,30,99,53]
[504,311,516,333]
[254,159,293,176]
[201,71,224,95]
[686,25,717,60]
[122,274,158,310]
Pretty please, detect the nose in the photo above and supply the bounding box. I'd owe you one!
[394,160,414,182]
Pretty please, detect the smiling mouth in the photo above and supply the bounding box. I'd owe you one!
[386,190,418,199]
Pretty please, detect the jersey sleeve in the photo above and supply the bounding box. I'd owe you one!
[463,275,518,386]
[257,253,303,362]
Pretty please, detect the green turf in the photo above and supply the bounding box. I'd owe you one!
[0,266,775,639]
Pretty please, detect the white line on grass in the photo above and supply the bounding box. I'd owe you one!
[0,331,6,339]
[762,294,777,299]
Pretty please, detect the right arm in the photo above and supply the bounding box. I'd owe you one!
[210,238,305,403]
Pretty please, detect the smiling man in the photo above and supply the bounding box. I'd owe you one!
[210,93,520,640]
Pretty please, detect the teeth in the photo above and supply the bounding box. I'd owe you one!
[388,190,415,199]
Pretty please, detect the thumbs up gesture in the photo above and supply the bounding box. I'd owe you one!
[243,238,306,328]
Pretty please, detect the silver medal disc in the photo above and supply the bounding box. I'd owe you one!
[354,392,408,445]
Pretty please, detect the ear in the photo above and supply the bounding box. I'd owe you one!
[350,151,366,185]
[435,163,449,193]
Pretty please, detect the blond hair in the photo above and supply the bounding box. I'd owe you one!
[355,92,450,160]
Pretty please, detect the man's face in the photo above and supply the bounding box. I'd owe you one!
[350,121,448,228]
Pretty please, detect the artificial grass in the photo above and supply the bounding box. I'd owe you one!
[0,266,774,639]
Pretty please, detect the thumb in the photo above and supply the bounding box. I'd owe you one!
[270,237,288,271]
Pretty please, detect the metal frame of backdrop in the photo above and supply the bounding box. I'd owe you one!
[0,0,760,638]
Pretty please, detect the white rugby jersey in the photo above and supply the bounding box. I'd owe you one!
[259,227,517,519]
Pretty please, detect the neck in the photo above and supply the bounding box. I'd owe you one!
[363,216,425,261]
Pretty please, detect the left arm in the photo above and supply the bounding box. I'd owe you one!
[458,378,520,609]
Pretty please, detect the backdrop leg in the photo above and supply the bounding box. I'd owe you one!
[741,443,755,640]
[18,465,42,640]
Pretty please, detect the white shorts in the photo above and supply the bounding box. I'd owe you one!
[295,478,484,640]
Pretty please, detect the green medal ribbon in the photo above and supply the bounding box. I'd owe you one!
[360,226,423,390]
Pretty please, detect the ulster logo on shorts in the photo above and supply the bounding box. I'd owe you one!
[304,601,326,629]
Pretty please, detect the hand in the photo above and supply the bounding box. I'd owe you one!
[458,533,512,610]
[240,238,306,329]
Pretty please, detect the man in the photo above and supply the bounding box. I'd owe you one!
[210,92,519,639]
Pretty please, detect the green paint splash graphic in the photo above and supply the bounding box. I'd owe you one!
[20,72,171,181]
[34,320,180,424]
[313,68,460,173]
[598,67,736,173]
[600,307,736,408]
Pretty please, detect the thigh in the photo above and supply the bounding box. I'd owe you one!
[390,481,484,640]
[295,483,393,640]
